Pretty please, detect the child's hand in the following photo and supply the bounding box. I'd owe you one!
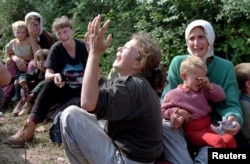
[177,108,191,120]
[170,114,184,129]
[170,108,194,128]
[197,76,214,90]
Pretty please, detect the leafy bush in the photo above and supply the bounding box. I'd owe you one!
[1,0,250,73]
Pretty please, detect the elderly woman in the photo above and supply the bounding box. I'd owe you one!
[161,20,243,164]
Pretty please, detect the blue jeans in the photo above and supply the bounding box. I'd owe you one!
[162,120,208,164]
[60,105,153,164]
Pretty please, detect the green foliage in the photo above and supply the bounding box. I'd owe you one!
[0,0,36,54]
[1,0,250,73]
[215,0,250,64]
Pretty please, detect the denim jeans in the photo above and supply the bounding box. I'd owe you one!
[60,106,153,164]
[162,120,208,164]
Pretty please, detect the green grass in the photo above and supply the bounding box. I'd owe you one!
[0,105,67,164]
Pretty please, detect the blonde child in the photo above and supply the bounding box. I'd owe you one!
[12,49,48,116]
[5,20,33,102]
[235,63,250,146]
[162,56,236,148]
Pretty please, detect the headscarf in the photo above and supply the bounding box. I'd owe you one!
[185,20,215,60]
[25,12,43,35]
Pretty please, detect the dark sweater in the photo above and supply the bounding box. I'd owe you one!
[95,75,163,163]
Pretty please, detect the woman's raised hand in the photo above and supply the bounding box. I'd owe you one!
[86,14,112,57]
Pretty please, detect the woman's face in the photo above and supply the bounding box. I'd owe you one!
[55,27,74,45]
[187,27,209,58]
[113,39,141,76]
[27,19,40,36]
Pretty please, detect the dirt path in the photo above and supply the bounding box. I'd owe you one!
[0,142,25,163]
[0,142,68,164]
[0,143,67,164]
[0,111,68,164]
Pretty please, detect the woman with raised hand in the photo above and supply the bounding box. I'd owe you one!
[60,15,166,164]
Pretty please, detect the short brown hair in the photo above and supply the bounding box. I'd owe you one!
[52,16,73,33]
[235,63,250,93]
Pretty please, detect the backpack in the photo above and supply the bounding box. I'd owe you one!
[49,97,80,144]
[49,111,63,143]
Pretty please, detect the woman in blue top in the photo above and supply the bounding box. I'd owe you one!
[161,19,243,164]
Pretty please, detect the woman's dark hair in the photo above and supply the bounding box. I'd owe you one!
[132,33,167,92]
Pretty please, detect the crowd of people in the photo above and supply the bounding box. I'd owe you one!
[2,11,54,106]
[0,11,249,164]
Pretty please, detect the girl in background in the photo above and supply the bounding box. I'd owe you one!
[12,49,49,116]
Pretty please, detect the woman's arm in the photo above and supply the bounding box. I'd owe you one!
[81,15,112,111]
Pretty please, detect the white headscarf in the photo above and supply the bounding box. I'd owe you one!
[185,20,215,60]
[25,11,43,35]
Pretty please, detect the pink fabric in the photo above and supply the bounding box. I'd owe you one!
[6,61,17,78]
[162,84,225,119]
[3,60,36,98]
[161,84,234,148]
[27,60,36,73]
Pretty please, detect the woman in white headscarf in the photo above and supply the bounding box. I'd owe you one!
[25,11,54,53]
[24,11,55,72]
[160,20,243,164]
[2,12,55,104]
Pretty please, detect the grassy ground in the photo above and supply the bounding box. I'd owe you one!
[0,104,68,164]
